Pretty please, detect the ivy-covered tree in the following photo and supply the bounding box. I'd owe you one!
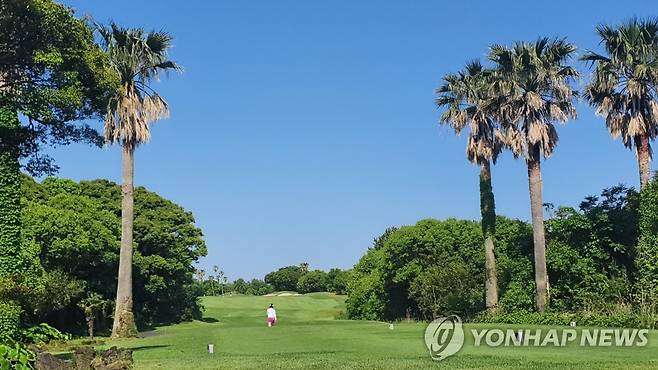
[0,0,116,277]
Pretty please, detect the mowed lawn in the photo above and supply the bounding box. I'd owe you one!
[96,293,658,369]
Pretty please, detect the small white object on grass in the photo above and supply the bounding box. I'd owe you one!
[208,344,214,354]
[389,323,394,330]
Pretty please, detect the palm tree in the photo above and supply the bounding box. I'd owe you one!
[582,18,658,190]
[99,23,181,338]
[436,61,503,310]
[489,38,579,312]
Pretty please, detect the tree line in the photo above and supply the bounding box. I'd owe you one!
[194,263,351,296]
[346,184,657,328]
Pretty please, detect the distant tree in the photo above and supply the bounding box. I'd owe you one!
[78,293,111,338]
[231,278,248,294]
[98,23,181,338]
[264,266,305,291]
[297,270,328,293]
[582,18,658,190]
[299,262,309,274]
[326,268,350,295]
[247,279,273,296]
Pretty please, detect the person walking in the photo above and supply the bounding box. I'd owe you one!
[266,304,277,327]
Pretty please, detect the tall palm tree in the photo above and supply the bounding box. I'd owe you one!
[582,18,658,190]
[436,61,503,310]
[99,23,181,338]
[489,38,579,312]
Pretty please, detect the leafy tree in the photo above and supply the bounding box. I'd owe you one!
[489,38,579,312]
[78,293,111,338]
[97,23,181,338]
[264,266,305,291]
[0,0,115,279]
[246,279,273,296]
[20,176,206,332]
[231,278,248,294]
[347,219,484,320]
[326,268,350,295]
[436,61,503,310]
[410,259,482,319]
[297,270,328,293]
[582,18,658,190]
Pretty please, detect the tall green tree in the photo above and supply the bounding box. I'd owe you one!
[436,61,502,310]
[0,0,115,278]
[489,38,579,312]
[582,18,658,190]
[98,23,181,338]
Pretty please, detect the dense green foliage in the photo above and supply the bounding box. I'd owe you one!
[0,0,116,174]
[2,176,207,336]
[347,186,656,327]
[0,301,21,340]
[0,107,21,278]
[0,339,34,370]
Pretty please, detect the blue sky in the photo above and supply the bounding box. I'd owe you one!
[51,0,655,280]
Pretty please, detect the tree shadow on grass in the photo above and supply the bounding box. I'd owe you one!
[130,345,171,352]
[201,317,219,323]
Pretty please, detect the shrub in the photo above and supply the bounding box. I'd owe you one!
[18,323,69,344]
[0,301,21,339]
[0,340,35,370]
[472,308,656,329]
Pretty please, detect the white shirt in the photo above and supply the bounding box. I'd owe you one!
[267,307,277,320]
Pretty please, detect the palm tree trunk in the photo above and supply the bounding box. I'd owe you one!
[527,145,548,313]
[636,134,651,190]
[480,161,498,310]
[112,144,137,338]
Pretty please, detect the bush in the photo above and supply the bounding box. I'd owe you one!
[0,301,21,339]
[472,308,656,329]
[0,340,35,370]
[18,323,69,344]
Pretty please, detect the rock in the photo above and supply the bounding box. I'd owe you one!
[90,347,133,370]
[35,352,73,370]
[73,346,95,370]
[37,346,133,370]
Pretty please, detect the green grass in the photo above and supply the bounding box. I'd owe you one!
[72,293,658,369]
